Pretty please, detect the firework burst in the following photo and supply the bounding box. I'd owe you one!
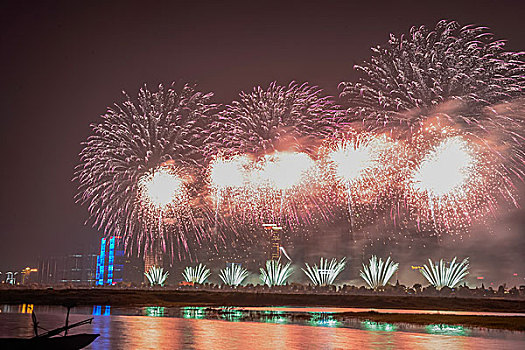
[144,266,169,287]
[360,255,399,290]
[340,20,524,127]
[421,257,470,290]
[182,263,211,284]
[260,259,293,286]
[403,119,504,230]
[206,82,341,228]
[302,257,346,286]
[319,131,402,228]
[219,264,250,286]
[211,81,341,157]
[75,83,217,259]
[341,20,525,228]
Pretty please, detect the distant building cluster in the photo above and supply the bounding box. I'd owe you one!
[1,236,144,286]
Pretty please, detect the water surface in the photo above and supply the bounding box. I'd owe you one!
[1,304,523,349]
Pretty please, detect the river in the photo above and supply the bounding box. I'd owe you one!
[1,304,524,349]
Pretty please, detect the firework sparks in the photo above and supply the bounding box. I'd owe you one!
[144,266,169,287]
[360,256,399,290]
[339,20,525,230]
[219,264,250,286]
[421,257,470,290]
[209,156,248,189]
[208,155,252,221]
[210,82,341,157]
[260,259,293,286]
[182,263,211,284]
[248,151,323,225]
[411,136,475,198]
[302,257,346,286]
[319,132,401,228]
[75,83,217,259]
[404,123,501,229]
[138,165,187,211]
[253,152,315,190]
[340,20,525,127]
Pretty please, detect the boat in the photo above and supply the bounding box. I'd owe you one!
[0,306,100,349]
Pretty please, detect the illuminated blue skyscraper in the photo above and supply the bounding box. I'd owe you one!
[96,236,124,285]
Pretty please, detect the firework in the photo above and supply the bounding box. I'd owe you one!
[219,264,250,286]
[182,263,211,284]
[421,257,469,290]
[403,122,502,229]
[302,257,346,286]
[260,259,293,286]
[360,255,399,290]
[211,81,341,157]
[144,266,169,287]
[412,137,475,198]
[340,20,524,127]
[340,20,525,227]
[138,165,188,213]
[206,82,341,227]
[208,150,324,226]
[320,131,401,227]
[207,154,252,221]
[75,83,217,258]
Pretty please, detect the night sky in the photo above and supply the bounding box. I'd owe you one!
[1,0,524,283]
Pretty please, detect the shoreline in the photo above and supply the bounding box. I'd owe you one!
[1,288,524,331]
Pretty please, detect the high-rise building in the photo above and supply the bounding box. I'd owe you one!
[143,242,164,282]
[96,236,125,285]
[61,254,98,284]
[96,236,145,285]
[264,224,282,261]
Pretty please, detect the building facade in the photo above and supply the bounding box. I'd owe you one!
[96,236,144,285]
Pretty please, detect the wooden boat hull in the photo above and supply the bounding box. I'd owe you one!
[0,333,99,349]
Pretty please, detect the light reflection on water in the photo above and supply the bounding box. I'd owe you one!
[0,305,524,349]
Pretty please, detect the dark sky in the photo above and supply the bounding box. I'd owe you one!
[1,0,524,277]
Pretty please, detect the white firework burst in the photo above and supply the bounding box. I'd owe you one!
[260,259,293,287]
[144,266,169,287]
[420,257,470,290]
[75,83,217,259]
[360,255,399,290]
[182,263,211,284]
[219,264,249,286]
[302,257,346,286]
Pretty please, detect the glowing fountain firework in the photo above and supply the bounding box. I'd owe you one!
[360,255,399,290]
[144,266,169,287]
[302,257,346,286]
[182,263,211,284]
[219,264,250,286]
[75,83,217,259]
[260,259,293,287]
[420,257,470,290]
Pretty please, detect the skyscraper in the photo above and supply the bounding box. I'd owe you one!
[96,236,124,285]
